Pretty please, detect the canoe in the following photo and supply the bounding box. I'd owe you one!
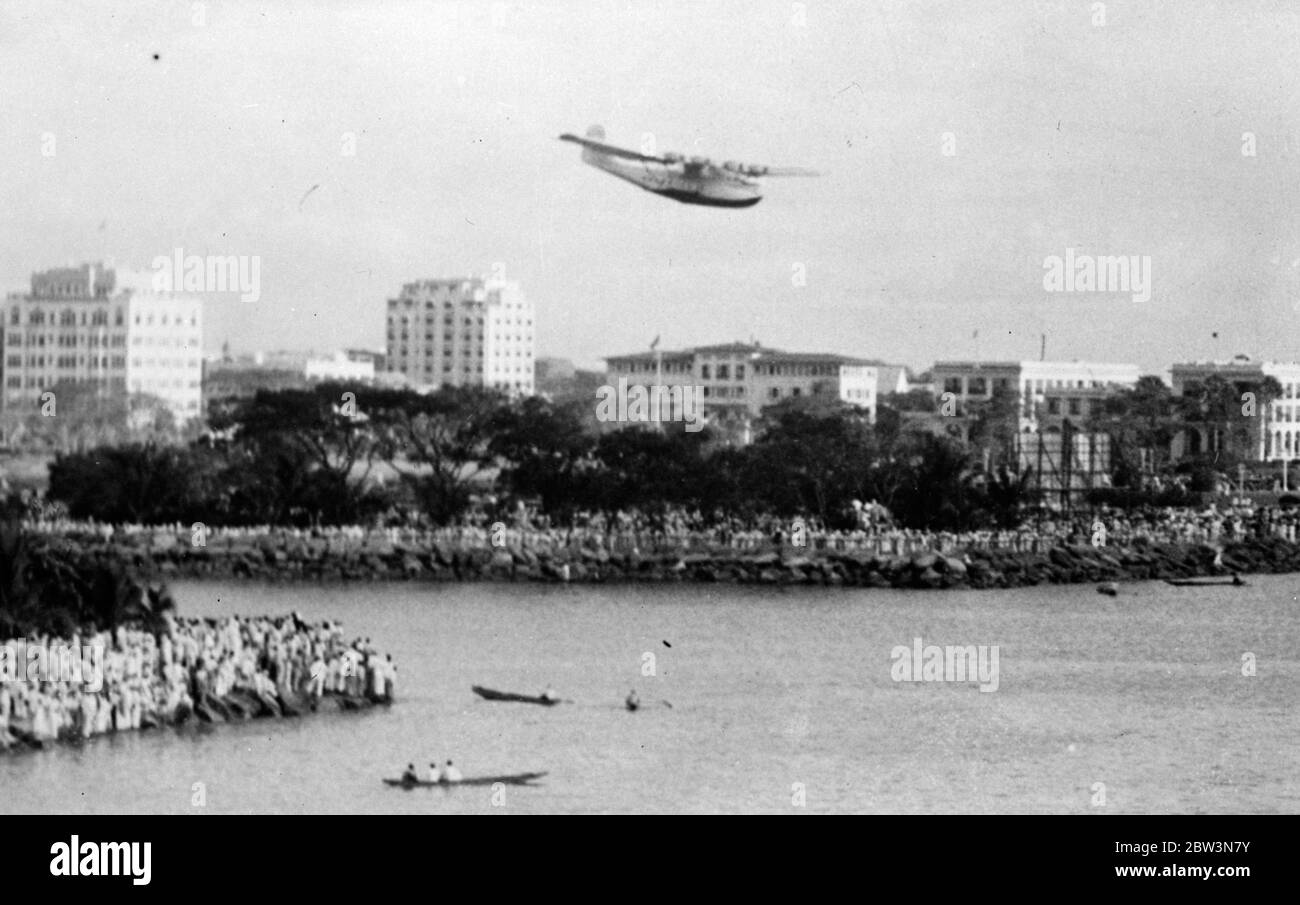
[383,772,547,788]
[471,685,560,706]
[1164,578,1246,587]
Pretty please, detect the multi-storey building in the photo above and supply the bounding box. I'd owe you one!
[385,277,534,394]
[1,263,203,426]
[603,342,878,438]
[930,360,1140,427]
[1170,356,1300,461]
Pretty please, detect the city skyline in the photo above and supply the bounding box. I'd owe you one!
[2,1,1297,375]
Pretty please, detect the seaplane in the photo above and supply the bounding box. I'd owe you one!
[559,125,818,208]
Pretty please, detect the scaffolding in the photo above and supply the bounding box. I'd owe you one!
[1018,420,1112,511]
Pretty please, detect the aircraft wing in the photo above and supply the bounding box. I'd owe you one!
[559,133,667,163]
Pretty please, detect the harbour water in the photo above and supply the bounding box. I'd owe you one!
[3,578,1298,814]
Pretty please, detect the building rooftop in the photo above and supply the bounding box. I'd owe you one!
[605,343,878,367]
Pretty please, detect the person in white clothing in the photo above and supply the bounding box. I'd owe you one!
[442,759,463,783]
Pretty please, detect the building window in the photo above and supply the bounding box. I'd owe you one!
[1068,398,1082,416]
[701,364,710,379]
[943,377,962,394]
[1047,399,1061,415]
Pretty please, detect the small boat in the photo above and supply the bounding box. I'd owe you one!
[1164,577,1247,587]
[471,685,560,706]
[1097,582,1119,597]
[383,772,548,788]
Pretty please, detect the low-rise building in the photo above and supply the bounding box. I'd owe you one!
[604,341,878,439]
[931,359,1140,428]
[1170,355,1300,461]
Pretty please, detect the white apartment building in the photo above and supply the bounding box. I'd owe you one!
[2,263,203,424]
[931,360,1140,427]
[1171,356,1300,461]
[604,342,878,431]
[385,277,534,394]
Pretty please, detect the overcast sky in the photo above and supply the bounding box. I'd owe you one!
[2,0,1297,373]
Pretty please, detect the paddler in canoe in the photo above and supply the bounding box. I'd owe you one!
[401,763,419,784]
[625,689,640,712]
[540,685,560,704]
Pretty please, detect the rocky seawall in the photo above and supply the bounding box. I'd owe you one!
[36,532,1300,589]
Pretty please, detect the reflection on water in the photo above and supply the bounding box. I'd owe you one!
[3,577,1298,814]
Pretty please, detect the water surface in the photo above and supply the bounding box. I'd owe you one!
[3,577,1297,814]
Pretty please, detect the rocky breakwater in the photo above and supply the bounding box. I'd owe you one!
[41,530,1300,588]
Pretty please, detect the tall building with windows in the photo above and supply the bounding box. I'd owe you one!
[385,277,534,394]
[1,262,203,424]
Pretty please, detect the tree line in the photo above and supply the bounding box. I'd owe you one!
[44,383,1037,531]
[42,373,1279,532]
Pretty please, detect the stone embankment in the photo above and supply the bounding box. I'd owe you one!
[37,531,1300,588]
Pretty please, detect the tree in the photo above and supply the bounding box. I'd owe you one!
[208,383,386,524]
[0,497,174,637]
[488,396,595,522]
[1097,375,1176,485]
[368,386,505,526]
[746,409,877,525]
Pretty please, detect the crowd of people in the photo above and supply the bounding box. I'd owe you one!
[0,613,396,752]
[21,497,1300,562]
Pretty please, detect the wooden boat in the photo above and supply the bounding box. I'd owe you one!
[472,685,560,706]
[1164,577,1247,587]
[383,772,547,788]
